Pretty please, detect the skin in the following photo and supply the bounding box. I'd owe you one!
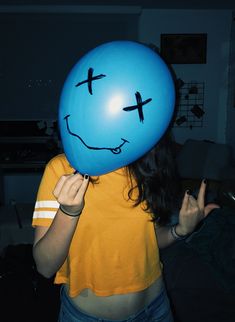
[155,180,220,249]
[33,174,219,319]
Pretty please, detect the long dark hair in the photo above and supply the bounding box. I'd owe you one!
[126,131,181,225]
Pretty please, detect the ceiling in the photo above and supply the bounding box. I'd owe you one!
[0,0,234,10]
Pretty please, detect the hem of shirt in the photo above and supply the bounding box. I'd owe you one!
[32,218,53,227]
[55,271,162,298]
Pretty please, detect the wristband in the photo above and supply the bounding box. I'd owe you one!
[170,225,188,240]
[59,205,82,217]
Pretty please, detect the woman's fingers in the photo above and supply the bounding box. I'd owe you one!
[180,190,190,213]
[74,175,89,202]
[188,194,198,207]
[53,174,74,198]
[204,203,220,216]
[53,173,89,205]
[178,179,220,234]
[67,174,84,196]
[197,179,207,209]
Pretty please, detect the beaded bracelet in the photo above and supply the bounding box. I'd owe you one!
[59,205,82,217]
[170,225,188,240]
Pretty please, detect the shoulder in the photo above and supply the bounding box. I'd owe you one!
[46,153,74,176]
[48,153,69,167]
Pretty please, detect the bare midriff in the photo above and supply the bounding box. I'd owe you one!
[66,276,163,320]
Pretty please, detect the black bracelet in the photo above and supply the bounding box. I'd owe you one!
[170,225,188,240]
[59,205,81,217]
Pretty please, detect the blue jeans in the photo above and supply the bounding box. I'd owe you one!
[58,285,174,322]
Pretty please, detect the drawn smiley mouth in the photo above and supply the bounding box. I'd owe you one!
[64,115,129,155]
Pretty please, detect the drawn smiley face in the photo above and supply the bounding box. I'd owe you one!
[59,41,175,176]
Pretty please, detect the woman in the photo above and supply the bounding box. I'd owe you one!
[32,133,218,321]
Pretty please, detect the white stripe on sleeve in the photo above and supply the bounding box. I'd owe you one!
[35,200,59,209]
[33,210,57,219]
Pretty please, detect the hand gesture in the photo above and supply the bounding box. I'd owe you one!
[176,180,220,236]
[53,173,89,216]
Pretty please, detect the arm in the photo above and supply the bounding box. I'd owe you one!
[33,173,89,278]
[155,179,220,249]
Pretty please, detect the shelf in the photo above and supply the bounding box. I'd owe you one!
[0,136,55,143]
[0,162,47,173]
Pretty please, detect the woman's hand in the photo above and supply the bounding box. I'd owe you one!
[53,172,89,215]
[176,179,220,236]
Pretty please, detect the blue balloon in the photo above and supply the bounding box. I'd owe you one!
[59,40,175,176]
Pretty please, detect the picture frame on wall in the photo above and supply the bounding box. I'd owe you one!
[160,33,207,64]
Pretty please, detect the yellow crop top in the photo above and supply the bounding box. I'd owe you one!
[32,154,162,297]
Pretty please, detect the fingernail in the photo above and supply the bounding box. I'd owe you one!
[84,174,89,180]
[203,178,207,184]
[186,189,191,195]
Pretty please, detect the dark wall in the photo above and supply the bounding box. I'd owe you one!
[0,12,138,120]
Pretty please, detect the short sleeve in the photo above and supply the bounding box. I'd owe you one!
[32,154,74,227]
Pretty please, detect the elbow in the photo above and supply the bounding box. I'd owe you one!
[32,247,55,279]
[35,263,55,279]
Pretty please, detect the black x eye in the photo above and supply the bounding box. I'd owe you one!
[75,67,106,95]
[123,92,152,123]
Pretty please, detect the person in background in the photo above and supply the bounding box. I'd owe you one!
[32,132,219,322]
